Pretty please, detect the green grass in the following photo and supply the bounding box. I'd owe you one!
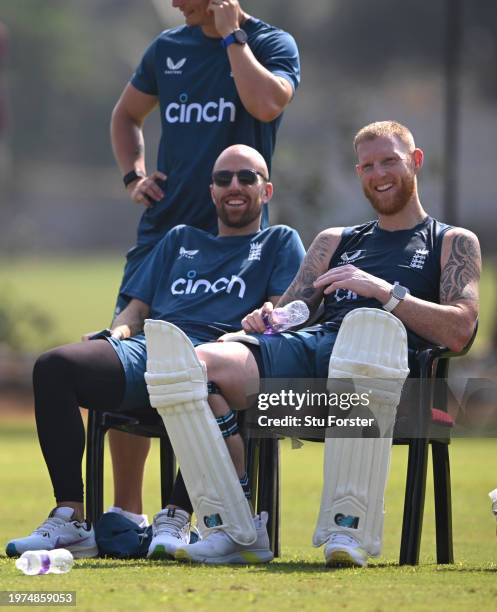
[0,421,496,611]
[0,255,123,350]
[0,254,496,352]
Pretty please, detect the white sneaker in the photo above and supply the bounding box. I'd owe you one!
[324,532,368,568]
[6,507,98,559]
[147,508,191,559]
[106,506,149,528]
[174,512,274,565]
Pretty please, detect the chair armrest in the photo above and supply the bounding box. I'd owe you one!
[414,319,478,377]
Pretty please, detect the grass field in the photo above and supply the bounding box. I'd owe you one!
[0,255,496,353]
[0,422,496,611]
[0,256,496,609]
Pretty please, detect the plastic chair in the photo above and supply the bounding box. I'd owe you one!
[250,329,477,565]
[395,334,476,564]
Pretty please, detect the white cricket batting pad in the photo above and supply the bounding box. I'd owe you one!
[144,319,256,546]
[313,308,409,556]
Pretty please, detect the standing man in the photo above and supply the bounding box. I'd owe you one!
[109,0,300,523]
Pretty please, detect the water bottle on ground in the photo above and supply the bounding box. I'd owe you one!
[263,300,310,334]
[15,549,74,575]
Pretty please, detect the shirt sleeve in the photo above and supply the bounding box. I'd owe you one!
[130,37,159,96]
[267,228,306,297]
[121,227,179,305]
[251,29,301,93]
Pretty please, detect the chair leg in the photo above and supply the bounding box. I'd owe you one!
[432,441,454,563]
[257,437,280,558]
[246,437,260,506]
[85,411,106,525]
[399,438,428,565]
[159,434,176,509]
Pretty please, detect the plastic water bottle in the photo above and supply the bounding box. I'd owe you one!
[262,300,310,334]
[15,549,74,575]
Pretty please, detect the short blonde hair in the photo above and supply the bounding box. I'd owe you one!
[353,121,415,152]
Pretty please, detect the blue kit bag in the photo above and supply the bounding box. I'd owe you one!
[95,512,152,558]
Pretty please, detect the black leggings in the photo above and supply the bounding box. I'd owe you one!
[33,339,192,513]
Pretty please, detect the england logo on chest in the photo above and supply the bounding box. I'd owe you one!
[409,249,429,270]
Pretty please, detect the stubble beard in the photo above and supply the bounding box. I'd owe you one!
[364,173,416,216]
[217,200,261,229]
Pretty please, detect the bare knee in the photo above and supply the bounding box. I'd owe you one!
[196,342,259,408]
[197,342,257,379]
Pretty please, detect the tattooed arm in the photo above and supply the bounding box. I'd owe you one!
[241,228,343,333]
[277,228,343,312]
[392,228,479,350]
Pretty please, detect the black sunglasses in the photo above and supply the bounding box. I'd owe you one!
[212,169,268,187]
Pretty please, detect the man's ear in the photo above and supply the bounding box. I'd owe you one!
[413,148,424,171]
[262,181,274,203]
[210,183,215,203]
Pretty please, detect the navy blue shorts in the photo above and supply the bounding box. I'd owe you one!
[247,325,339,379]
[106,332,204,412]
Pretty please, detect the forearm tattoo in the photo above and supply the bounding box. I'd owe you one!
[279,233,334,310]
[440,233,481,304]
[133,142,144,158]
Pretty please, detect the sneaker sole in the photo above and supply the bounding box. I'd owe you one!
[6,543,18,557]
[325,549,367,568]
[6,541,98,559]
[67,543,99,559]
[175,548,274,565]
[147,544,175,560]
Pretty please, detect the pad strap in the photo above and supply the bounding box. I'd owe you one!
[207,381,222,395]
[216,410,239,438]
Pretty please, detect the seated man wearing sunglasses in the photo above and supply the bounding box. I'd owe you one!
[6,144,305,560]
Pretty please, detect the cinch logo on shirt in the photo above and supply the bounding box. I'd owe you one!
[165,95,236,124]
[171,274,246,299]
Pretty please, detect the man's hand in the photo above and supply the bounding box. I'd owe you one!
[313,264,392,303]
[127,171,167,208]
[241,301,274,333]
[81,327,127,342]
[208,0,241,38]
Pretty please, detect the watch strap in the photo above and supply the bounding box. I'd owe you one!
[123,170,145,188]
[221,33,236,48]
[383,295,400,312]
[221,29,247,49]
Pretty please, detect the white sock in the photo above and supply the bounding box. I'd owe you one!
[106,506,148,527]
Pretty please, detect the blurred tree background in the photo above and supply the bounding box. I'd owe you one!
[0,0,496,356]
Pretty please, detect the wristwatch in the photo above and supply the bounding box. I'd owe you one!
[123,170,145,188]
[221,29,248,49]
[87,328,113,340]
[383,284,408,312]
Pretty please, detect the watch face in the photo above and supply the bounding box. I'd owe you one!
[392,285,408,300]
[234,29,248,44]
